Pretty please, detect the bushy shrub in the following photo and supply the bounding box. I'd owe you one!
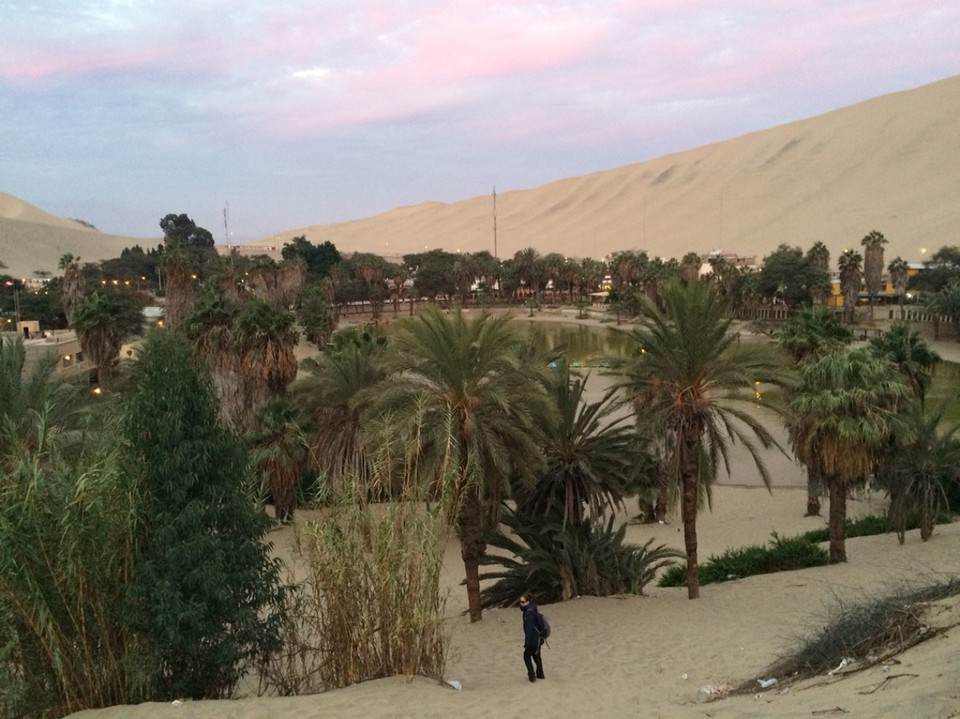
[121,331,287,700]
[746,578,960,689]
[658,533,829,588]
[479,507,683,607]
[800,514,892,543]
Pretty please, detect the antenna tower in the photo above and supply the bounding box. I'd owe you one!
[492,186,498,258]
[223,201,230,247]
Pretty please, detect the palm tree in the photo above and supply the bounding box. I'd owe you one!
[778,304,852,515]
[868,322,940,404]
[887,257,910,318]
[924,281,960,341]
[805,242,831,305]
[518,360,643,533]
[0,336,84,463]
[247,397,307,522]
[374,307,552,622]
[877,402,960,543]
[513,247,544,310]
[58,254,84,326]
[615,281,788,598]
[72,291,143,385]
[861,230,888,319]
[680,252,702,285]
[187,286,299,432]
[838,249,863,324]
[292,326,388,495]
[788,347,912,562]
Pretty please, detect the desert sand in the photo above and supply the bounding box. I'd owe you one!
[69,317,960,719]
[68,485,960,719]
[5,74,960,279]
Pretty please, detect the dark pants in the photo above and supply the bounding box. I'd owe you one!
[523,646,544,679]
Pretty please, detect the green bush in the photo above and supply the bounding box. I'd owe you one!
[121,331,287,700]
[479,507,683,607]
[658,533,829,588]
[799,514,892,543]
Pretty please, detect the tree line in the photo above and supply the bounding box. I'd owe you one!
[2,219,960,716]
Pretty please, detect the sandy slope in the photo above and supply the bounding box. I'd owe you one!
[262,74,960,267]
[5,74,960,280]
[0,193,147,278]
[68,484,960,719]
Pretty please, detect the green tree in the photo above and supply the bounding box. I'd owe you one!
[838,249,863,324]
[616,281,788,598]
[297,279,338,349]
[513,247,545,310]
[778,304,853,516]
[121,330,287,699]
[911,246,960,294]
[280,235,341,281]
[861,230,888,319]
[59,253,85,326]
[888,256,910,317]
[868,322,940,404]
[788,347,912,562]
[759,244,828,307]
[246,397,307,522]
[0,336,85,465]
[72,290,144,385]
[806,242,832,304]
[293,326,388,496]
[924,280,960,341]
[877,402,960,543]
[375,308,552,622]
[518,360,643,533]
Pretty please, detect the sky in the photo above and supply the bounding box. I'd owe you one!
[2,1,959,244]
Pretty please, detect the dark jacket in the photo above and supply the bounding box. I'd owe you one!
[521,601,543,653]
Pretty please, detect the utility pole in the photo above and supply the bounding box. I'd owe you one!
[492,186,498,259]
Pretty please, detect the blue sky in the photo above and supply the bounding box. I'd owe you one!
[2,1,958,243]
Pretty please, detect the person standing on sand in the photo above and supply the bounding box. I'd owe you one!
[519,594,545,683]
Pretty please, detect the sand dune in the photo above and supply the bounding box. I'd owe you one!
[0,193,149,279]
[263,74,960,267]
[68,485,960,719]
[4,74,960,280]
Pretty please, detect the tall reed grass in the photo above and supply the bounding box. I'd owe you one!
[259,407,457,694]
[0,417,144,718]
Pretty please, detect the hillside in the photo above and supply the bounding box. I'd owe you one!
[0,194,148,278]
[4,74,959,278]
[259,74,960,266]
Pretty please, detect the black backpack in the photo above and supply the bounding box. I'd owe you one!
[536,610,551,642]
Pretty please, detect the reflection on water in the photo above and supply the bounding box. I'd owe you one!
[515,320,632,365]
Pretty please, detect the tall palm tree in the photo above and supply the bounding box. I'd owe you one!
[868,322,940,405]
[513,247,544,310]
[680,252,702,285]
[778,304,852,515]
[861,230,888,319]
[788,347,912,562]
[247,397,307,522]
[72,290,143,385]
[374,307,552,622]
[58,254,85,326]
[805,242,832,305]
[292,326,388,495]
[838,249,863,324]
[615,281,788,598]
[887,257,910,318]
[877,402,960,543]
